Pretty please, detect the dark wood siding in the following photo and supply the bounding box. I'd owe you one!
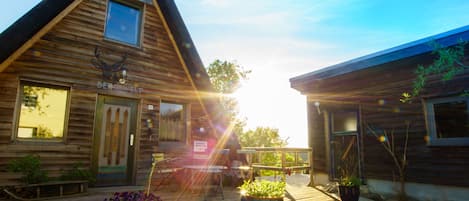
[0,0,213,185]
[307,101,328,174]
[304,52,469,187]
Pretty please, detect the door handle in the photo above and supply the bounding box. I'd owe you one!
[130,134,134,146]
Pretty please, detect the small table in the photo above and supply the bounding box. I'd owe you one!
[183,165,227,200]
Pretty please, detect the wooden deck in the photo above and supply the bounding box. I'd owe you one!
[55,186,335,201]
[55,175,336,201]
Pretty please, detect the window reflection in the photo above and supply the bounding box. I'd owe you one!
[104,0,141,46]
[332,111,358,133]
[17,84,68,140]
[160,102,185,142]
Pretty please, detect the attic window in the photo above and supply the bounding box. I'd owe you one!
[104,0,142,46]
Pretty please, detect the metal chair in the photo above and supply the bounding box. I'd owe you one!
[148,157,184,192]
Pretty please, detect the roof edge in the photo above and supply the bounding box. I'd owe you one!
[290,25,469,85]
[0,0,76,70]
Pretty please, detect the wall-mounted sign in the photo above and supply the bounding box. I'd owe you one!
[193,140,208,153]
[97,81,143,94]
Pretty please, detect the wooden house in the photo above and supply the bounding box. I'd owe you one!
[0,0,228,187]
[290,26,469,200]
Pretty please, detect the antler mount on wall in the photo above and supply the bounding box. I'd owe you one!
[91,46,128,84]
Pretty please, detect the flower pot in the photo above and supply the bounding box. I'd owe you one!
[339,185,360,201]
[241,196,283,201]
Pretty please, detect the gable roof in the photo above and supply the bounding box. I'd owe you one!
[290,25,469,89]
[0,0,75,63]
[0,0,213,91]
[0,0,224,133]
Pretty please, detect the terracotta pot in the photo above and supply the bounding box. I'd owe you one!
[339,185,360,201]
[241,195,283,201]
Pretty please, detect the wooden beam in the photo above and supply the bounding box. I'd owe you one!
[152,0,216,135]
[0,0,83,72]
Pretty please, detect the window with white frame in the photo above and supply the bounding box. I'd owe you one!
[425,96,469,146]
[104,0,142,46]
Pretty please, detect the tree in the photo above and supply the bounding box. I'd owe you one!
[206,59,250,147]
[206,60,287,147]
[207,59,250,94]
[238,127,289,176]
[238,127,287,148]
[207,59,251,120]
[401,40,468,103]
[367,123,410,201]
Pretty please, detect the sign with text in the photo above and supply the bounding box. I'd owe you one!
[193,140,208,152]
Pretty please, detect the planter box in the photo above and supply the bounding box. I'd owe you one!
[339,185,360,201]
[3,180,88,200]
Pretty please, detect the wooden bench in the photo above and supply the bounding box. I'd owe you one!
[2,180,88,201]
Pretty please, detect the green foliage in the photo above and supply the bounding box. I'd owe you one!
[23,85,50,114]
[239,180,285,198]
[237,127,288,175]
[207,59,251,94]
[207,60,251,124]
[7,154,48,184]
[238,127,287,148]
[207,59,250,138]
[60,162,95,183]
[339,176,361,187]
[402,40,468,102]
[337,145,360,187]
[36,125,53,138]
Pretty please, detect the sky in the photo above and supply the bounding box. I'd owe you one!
[2,1,469,147]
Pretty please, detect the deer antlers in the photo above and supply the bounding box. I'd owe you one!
[91,47,127,72]
[91,46,128,83]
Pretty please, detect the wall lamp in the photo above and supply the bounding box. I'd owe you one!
[314,101,321,114]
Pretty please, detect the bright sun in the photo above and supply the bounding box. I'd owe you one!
[231,73,308,148]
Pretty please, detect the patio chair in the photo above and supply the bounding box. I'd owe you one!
[149,157,184,191]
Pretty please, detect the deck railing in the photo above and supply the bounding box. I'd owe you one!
[238,147,314,186]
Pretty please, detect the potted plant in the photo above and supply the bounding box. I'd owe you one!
[239,180,285,201]
[338,176,361,201]
[337,146,361,201]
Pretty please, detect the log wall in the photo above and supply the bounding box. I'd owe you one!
[0,0,213,186]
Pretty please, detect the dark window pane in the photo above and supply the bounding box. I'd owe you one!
[434,100,469,138]
[333,111,357,133]
[104,1,141,45]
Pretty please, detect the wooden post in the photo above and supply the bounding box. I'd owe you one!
[281,150,286,182]
[308,148,314,186]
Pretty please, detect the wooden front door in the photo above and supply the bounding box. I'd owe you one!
[93,96,138,186]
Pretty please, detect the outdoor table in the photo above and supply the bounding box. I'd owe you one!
[183,165,227,200]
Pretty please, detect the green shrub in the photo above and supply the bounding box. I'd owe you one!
[60,162,95,183]
[7,154,48,184]
[339,176,361,187]
[239,180,285,198]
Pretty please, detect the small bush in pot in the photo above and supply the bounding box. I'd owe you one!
[339,176,361,201]
[239,180,285,201]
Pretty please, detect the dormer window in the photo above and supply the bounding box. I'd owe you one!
[104,0,142,46]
